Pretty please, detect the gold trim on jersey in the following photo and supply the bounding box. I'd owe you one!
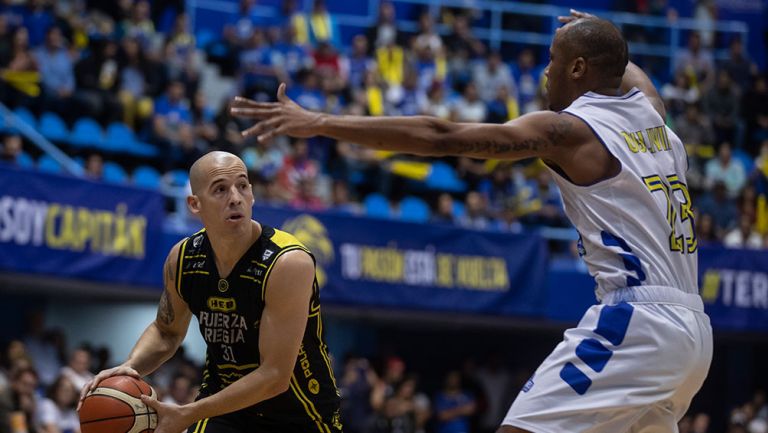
[289,375,331,433]
[176,239,188,299]
[316,313,338,390]
[183,270,210,275]
[184,254,207,259]
[239,274,258,282]
[216,363,259,370]
[271,229,308,249]
[260,246,311,302]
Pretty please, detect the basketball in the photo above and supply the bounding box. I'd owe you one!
[79,376,158,433]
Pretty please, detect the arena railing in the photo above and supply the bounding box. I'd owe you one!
[188,0,748,77]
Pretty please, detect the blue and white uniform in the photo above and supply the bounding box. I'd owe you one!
[503,88,712,432]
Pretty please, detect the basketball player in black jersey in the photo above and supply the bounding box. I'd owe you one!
[78,151,342,433]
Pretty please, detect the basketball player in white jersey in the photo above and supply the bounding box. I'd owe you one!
[230,10,712,432]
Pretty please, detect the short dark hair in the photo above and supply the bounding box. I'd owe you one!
[562,18,629,82]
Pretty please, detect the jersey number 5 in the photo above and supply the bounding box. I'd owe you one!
[643,174,697,254]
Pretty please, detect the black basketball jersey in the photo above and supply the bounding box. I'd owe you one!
[176,225,341,430]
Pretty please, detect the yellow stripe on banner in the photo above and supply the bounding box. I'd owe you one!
[200,418,210,433]
[176,239,188,298]
[216,363,259,370]
[191,419,202,433]
[289,376,328,433]
[261,247,308,301]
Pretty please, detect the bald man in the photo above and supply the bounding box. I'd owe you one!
[79,152,343,433]
[231,11,711,433]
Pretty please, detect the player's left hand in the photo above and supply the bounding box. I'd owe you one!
[229,83,326,143]
[140,394,196,433]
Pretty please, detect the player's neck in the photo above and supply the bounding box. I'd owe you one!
[209,220,261,273]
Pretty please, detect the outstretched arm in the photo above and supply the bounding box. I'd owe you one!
[230,84,576,162]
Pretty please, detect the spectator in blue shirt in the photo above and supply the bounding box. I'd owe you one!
[434,371,476,433]
[33,27,75,119]
[152,80,192,150]
[510,49,544,114]
[22,0,53,47]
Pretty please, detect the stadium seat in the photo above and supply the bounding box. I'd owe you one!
[102,161,129,184]
[452,201,466,219]
[195,29,216,49]
[165,169,190,188]
[16,151,34,168]
[37,154,62,173]
[12,106,36,130]
[132,165,161,189]
[105,122,137,153]
[364,193,393,219]
[69,117,104,149]
[399,196,431,223]
[426,162,467,192]
[39,112,69,142]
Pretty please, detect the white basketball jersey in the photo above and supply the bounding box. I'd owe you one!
[549,88,697,300]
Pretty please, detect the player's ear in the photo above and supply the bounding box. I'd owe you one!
[187,195,200,215]
[571,57,586,79]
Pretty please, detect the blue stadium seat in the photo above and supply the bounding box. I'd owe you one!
[12,106,36,130]
[399,196,431,223]
[426,162,467,192]
[105,122,136,153]
[195,29,216,49]
[102,161,129,184]
[133,165,161,189]
[16,151,34,168]
[364,193,392,219]
[37,154,62,173]
[39,112,69,142]
[452,201,466,219]
[165,169,190,188]
[69,117,104,149]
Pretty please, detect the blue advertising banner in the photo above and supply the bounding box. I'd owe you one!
[0,165,165,287]
[699,246,768,331]
[250,205,549,316]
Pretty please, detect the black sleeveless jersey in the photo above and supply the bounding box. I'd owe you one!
[176,225,341,430]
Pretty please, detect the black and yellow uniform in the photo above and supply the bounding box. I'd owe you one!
[176,225,342,433]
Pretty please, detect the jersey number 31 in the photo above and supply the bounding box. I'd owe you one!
[643,174,697,254]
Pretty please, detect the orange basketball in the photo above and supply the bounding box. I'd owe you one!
[79,376,158,433]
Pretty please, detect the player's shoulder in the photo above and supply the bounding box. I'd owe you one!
[266,227,308,251]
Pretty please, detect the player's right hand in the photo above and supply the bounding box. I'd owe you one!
[77,365,141,411]
[557,9,597,24]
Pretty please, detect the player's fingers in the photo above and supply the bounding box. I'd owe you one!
[140,394,161,411]
[231,96,275,108]
[277,82,288,102]
[229,107,281,119]
[245,117,282,138]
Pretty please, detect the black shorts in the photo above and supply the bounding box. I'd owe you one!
[185,407,343,433]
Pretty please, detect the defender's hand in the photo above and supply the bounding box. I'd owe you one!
[77,365,141,411]
[557,9,597,24]
[230,83,326,143]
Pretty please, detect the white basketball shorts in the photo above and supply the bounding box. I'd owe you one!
[502,286,713,433]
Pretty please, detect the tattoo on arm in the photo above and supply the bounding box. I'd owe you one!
[158,255,176,325]
[439,117,574,156]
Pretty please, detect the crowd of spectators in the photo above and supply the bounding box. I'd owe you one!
[0,317,766,433]
[0,0,767,250]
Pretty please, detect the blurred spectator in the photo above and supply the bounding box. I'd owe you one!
[458,191,490,230]
[698,181,738,233]
[431,193,456,225]
[693,0,716,48]
[473,51,515,103]
[119,0,155,49]
[162,374,193,405]
[413,12,443,55]
[0,26,39,108]
[84,153,103,180]
[33,26,75,118]
[742,76,768,154]
[365,1,404,51]
[339,356,376,433]
[675,103,713,147]
[692,412,710,433]
[271,24,310,83]
[36,375,79,433]
[720,38,755,93]
[9,367,38,433]
[420,82,451,120]
[0,134,23,165]
[478,164,515,212]
[434,371,475,433]
[702,71,741,145]
[330,180,361,215]
[23,0,54,47]
[485,85,520,124]
[444,14,484,59]
[74,38,122,125]
[152,80,192,147]
[373,375,430,433]
[276,138,321,202]
[313,41,342,77]
[304,0,339,48]
[22,312,63,388]
[371,356,406,413]
[695,213,721,246]
[674,32,714,91]
[511,49,544,115]
[661,72,701,119]
[724,214,763,249]
[376,39,404,89]
[342,34,374,91]
[705,142,746,198]
[239,29,283,101]
[118,36,165,129]
[474,355,512,433]
[452,82,486,123]
[289,177,326,211]
[387,68,424,116]
[242,139,286,183]
[59,348,93,392]
[288,70,326,111]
